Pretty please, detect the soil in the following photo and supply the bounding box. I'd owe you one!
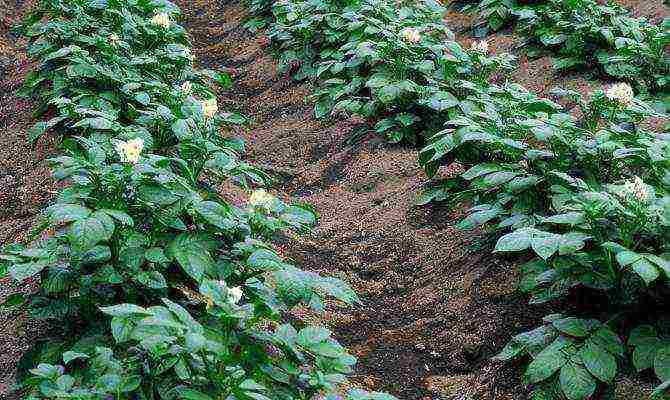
[0,0,666,399]
[0,0,56,397]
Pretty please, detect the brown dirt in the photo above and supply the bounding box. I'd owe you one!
[0,1,56,397]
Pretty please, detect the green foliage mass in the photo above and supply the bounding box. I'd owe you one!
[465,0,670,92]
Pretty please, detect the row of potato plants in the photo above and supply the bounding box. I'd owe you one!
[463,0,670,92]
[244,0,670,398]
[0,1,395,400]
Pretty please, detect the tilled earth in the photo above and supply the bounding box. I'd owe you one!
[0,0,667,399]
[0,0,57,396]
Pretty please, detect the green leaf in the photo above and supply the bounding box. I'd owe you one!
[172,119,195,139]
[63,351,89,364]
[559,362,596,400]
[628,325,657,346]
[495,228,533,253]
[169,234,215,283]
[631,258,660,284]
[110,316,134,343]
[542,212,584,225]
[461,164,501,180]
[9,261,48,282]
[531,234,560,260]
[66,63,97,78]
[247,249,283,271]
[100,209,134,227]
[590,328,624,357]
[69,213,115,251]
[177,388,214,400]
[377,84,402,103]
[424,91,458,111]
[47,204,91,223]
[239,379,267,392]
[139,184,179,205]
[365,74,389,89]
[0,293,26,310]
[119,246,145,273]
[297,326,331,346]
[81,245,112,264]
[494,340,525,361]
[162,298,202,332]
[99,304,150,317]
[580,341,616,382]
[458,208,500,230]
[615,251,642,267]
[633,337,661,371]
[88,0,108,9]
[145,247,169,263]
[525,343,567,383]
[28,122,48,144]
[558,232,589,255]
[552,317,590,337]
[134,92,150,105]
[136,271,167,289]
[655,346,670,382]
[652,380,670,398]
[73,117,114,130]
[193,201,235,230]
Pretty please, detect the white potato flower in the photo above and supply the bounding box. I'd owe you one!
[150,13,171,29]
[201,98,218,119]
[249,188,275,209]
[628,176,649,202]
[399,27,421,44]
[181,81,192,95]
[228,286,243,304]
[605,82,634,107]
[471,40,488,54]
[109,33,121,46]
[115,138,144,164]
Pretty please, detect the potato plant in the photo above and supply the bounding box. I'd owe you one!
[248,0,514,143]
[0,1,395,400]
[464,0,669,92]
[515,0,670,92]
[424,83,670,398]
[243,0,670,397]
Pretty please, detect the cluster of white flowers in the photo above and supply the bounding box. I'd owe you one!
[150,13,171,29]
[605,82,634,107]
[180,81,192,95]
[115,138,144,164]
[470,40,488,54]
[399,27,421,44]
[227,286,243,304]
[109,33,121,46]
[249,188,275,209]
[183,47,196,61]
[624,176,649,202]
[202,98,218,119]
